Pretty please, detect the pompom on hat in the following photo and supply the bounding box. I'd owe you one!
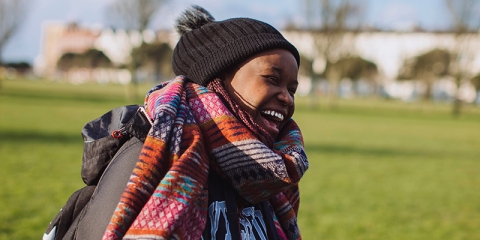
[172,5,300,86]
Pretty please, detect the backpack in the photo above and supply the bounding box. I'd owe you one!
[43,105,152,240]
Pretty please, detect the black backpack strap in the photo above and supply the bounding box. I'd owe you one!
[123,106,152,142]
[43,185,95,240]
[44,106,152,240]
[81,105,152,185]
[224,183,241,240]
[261,201,282,240]
[66,137,144,240]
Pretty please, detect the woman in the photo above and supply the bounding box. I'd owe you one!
[103,6,308,240]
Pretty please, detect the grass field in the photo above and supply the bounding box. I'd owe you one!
[1,79,480,239]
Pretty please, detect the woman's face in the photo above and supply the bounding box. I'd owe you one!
[223,48,299,139]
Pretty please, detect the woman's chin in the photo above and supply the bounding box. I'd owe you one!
[258,116,280,139]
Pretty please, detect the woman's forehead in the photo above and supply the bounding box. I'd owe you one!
[244,50,298,74]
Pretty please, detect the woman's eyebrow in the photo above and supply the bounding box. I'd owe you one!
[270,65,298,84]
[271,65,282,73]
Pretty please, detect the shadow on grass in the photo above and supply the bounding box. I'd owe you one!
[0,131,82,144]
[1,131,425,158]
[1,90,125,104]
[305,143,420,158]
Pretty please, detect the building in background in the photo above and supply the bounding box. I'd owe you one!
[34,22,480,103]
[35,21,177,84]
[283,30,480,103]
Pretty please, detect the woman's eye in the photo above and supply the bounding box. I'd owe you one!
[267,76,278,85]
[289,89,296,96]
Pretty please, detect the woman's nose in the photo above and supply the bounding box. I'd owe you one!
[279,88,294,106]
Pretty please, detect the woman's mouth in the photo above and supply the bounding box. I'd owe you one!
[259,110,285,137]
[262,110,284,121]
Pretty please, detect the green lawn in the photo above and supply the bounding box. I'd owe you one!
[1,79,480,239]
[295,102,480,239]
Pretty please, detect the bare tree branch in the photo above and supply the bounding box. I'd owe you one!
[104,0,168,101]
[303,0,365,108]
[446,0,480,33]
[105,0,167,32]
[445,0,480,115]
[0,0,30,63]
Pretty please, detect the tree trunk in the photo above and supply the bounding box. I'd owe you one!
[422,72,434,102]
[327,68,340,109]
[452,97,462,116]
[475,90,480,105]
[452,77,462,117]
[128,47,143,102]
[0,59,3,90]
[308,69,319,109]
[424,80,433,101]
[129,69,139,102]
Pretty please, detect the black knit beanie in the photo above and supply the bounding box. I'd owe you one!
[172,5,300,86]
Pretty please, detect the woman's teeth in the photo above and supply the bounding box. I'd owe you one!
[262,110,284,121]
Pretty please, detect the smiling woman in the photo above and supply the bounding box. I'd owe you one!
[44,5,308,240]
[223,49,299,140]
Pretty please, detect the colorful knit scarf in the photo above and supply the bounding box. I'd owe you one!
[103,76,309,239]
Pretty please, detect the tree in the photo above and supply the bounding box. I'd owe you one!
[105,0,168,99]
[56,53,76,72]
[445,0,480,116]
[131,42,174,82]
[326,56,378,96]
[105,0,167,32]
[397,49,451,101]
[57,49,112,71]
[0,0,30,64]
[471,73,480,104]
[303,0,365,108]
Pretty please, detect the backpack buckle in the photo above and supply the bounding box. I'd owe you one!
[111,129,124,139]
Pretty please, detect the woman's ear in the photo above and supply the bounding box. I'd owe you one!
[219,63,241,83]
[218,71,233,83]
[217,72,226,81]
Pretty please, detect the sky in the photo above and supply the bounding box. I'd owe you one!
[1,0,458,64]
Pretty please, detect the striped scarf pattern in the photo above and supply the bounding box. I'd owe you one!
[103,76,308,239]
